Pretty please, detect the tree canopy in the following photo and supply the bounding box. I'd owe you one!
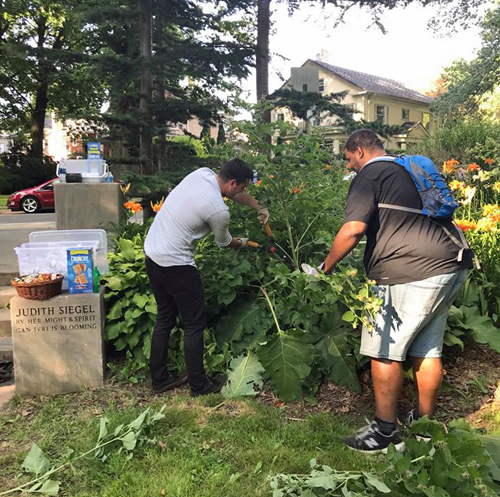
[431,6,500,118]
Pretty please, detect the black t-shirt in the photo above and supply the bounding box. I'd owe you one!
[344,158,472,284]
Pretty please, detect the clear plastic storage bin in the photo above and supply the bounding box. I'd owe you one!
[29,229,109,275]
[56,159,108,183]
[15,241,100,290]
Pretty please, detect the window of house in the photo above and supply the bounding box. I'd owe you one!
[402,109,410,121]
[302,83,308,92]
[375,105,388,124]
[422,112,430,129]
[277,113,285,122]
[318,79,325,92]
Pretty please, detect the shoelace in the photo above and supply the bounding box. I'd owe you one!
[354,419,378,440]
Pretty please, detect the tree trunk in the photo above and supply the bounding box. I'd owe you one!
[30,79,48,161]
[256,0,270,104]
[139,0,153,174]
[256,0,272,144]
[29,17,49,178]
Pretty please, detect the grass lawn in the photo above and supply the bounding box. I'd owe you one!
[0,385,373,496]
[0,195,8,210]
[1,345,499,496]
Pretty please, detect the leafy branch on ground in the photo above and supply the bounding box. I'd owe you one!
[1,405,166,496]
[270,418,500,497]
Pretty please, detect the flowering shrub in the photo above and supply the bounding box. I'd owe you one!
[441,154,500,349]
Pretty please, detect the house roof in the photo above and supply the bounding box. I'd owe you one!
[311,60,433,105]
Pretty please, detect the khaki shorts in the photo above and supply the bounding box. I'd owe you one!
[360,270,468,361]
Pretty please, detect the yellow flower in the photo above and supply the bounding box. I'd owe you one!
[477,217,498,232]
[120,183,131,194]
[482,204,500,217]
[492,182,500,194]
[449,180,465,191]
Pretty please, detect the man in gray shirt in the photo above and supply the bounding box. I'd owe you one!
[145,158,269,396]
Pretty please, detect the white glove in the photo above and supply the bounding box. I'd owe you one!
[256,207,269,225]
[237,237,249,248]
[301,263,320,277]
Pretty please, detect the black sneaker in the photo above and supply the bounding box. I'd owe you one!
[398,409,431,442]
[344,419,405,454]
[191,380,223,397]
[152,372,189,394]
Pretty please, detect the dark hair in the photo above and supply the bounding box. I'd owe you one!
[219,158,253,183]
[345,129,384,152]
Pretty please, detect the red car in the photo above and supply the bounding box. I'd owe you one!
[7,178,58,213]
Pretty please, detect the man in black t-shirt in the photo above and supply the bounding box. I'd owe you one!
[323,129,471,454]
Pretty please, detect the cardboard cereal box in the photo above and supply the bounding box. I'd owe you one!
[67,249,94,293]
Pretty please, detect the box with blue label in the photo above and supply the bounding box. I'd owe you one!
[67,249,94,293]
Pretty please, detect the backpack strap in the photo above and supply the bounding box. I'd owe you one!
[378,203,422,215]
[378,203,480,269]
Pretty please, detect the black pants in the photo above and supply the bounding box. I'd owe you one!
[145,257,208,393]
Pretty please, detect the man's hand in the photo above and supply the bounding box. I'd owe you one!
[236,237,249,248]
[257,207,269,225]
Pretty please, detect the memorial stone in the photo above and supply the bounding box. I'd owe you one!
[10,289,105,396]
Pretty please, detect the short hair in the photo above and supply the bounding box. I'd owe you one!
[345,129,384,152]
[219,158,253,183]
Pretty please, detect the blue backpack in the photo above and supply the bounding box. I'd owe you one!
[376,155,459,218]
[374,155,478,267]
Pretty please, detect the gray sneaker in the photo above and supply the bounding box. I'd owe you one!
[344,419,405,454]
[399,409,431,442]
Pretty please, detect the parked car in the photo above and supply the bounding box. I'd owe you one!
[7,178,58,213]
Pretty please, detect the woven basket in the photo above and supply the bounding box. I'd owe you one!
[11,274,64,300]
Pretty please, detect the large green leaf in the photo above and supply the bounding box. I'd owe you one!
[459,306,500,352]
[222,352,264,398]
[22,443,50,476]
[258,333,313,401]
[117,239,136,262]
[480,435,500,482]
[215,299,262,347]
[28,479,60,496]
[317,333,360,393]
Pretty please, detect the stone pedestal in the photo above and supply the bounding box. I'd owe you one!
[55,183,123,232]
[10,289,105,396]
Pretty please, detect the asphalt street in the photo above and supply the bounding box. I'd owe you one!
[0,212,56,275]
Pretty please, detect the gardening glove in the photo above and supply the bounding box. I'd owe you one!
[301,263,320,277]
[237,237,249,248]
[256,206,269,225]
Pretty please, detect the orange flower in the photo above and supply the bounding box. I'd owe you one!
[124,200,142,212]
[456,219,477,232]
[150,196,165,213]
[293,187,301,194]
[324,165,331,170]
[467,163,480,172]
[269,174,275,178]
[255,180,262,187]
[485,158,496,166]
[442,159,459,174]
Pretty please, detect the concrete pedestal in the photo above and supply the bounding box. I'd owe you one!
[55,183,124,231]
[10,289,105,396]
